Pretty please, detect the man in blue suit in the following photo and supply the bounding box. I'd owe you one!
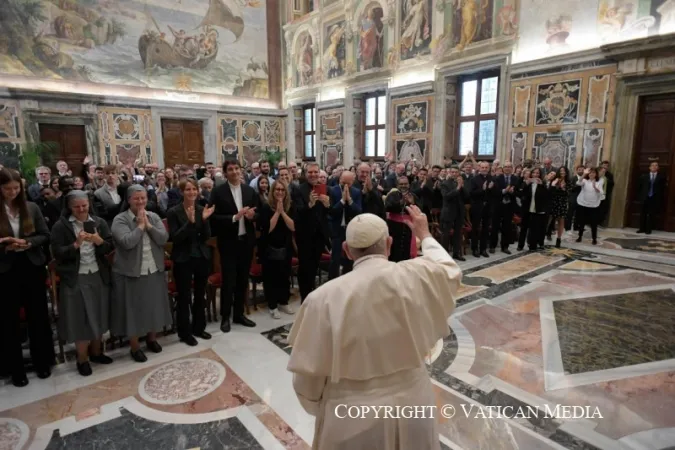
[328,170,362,279]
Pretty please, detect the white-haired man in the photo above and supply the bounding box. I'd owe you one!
[288,208,462,450]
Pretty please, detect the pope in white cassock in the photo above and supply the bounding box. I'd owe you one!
[287,206,462,450]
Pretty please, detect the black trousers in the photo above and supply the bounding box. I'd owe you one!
[441,215,463,256]
[639,197,658,233]
[577,205,599,240]
[518,212,546,250]
[329,229,352,280]
[219,238,253,321]
[173,257,208,338]
[0,254,55,377]
[490,204,514,250]
[298,236,325,302]
[263,256,291,310]
[470,204,491,252]
[565,198,578,231]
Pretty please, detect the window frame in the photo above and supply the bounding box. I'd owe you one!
[302,105,316,161]
[455,71,500,160]
[362,91,387,161]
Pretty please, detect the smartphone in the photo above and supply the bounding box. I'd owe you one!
[133,174,145,183]
[83,222,96,234]
[312,184,327,196]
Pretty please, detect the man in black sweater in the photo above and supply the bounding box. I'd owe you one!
[469,161,497,258]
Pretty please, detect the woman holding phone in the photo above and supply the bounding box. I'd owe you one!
[51,190,114,376]
[0,168,54,387]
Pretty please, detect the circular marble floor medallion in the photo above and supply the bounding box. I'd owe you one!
[139,358,226,405]
[0,418,30,450]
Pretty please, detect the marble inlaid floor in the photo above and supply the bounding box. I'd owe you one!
[2,228,675,450]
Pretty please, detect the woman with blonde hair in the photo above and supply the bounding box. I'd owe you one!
[0,168,54,387]
[258,179,295,319]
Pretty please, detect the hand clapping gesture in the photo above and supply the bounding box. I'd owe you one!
[320,194,330,208]
[244,207,256,220]
[202,205,215,220]
[309,191,318,208]
[488,181,494,189]
[1,237,31,251]
[234,207,248,221]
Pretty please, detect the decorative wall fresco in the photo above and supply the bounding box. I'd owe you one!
[400,0,432,60]
[216,114,285,166]
[508,65,616,168]
[535,80,582,125]
[390,94,433,163]
[395,101,428,134]
[295,31,315,87]
[324,19,347,79]
[357,3,385,71]
[0,0,270,98]
[0,101,23,169]
[98,107,154,166]
[453,0,495,51]
[317,107,345,166]
[533,131,577,170]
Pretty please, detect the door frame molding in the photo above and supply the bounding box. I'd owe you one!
[152,107,217,169]
[608,74,675,228]
[22,111,99,164]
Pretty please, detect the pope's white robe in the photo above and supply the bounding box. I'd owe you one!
[287,237,462,450]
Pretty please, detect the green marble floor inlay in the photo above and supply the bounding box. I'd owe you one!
[553,289,675,375]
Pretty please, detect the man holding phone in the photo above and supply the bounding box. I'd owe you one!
[292,162,331,302]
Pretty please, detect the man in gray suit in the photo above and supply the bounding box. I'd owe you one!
[94,165,122,225]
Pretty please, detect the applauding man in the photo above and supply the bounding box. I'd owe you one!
[209,161,258,332]
[328,171,362,279]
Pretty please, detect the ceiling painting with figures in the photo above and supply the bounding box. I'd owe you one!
[0,0,270,99]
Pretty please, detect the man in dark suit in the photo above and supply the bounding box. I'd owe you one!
[328,170,362,279]
[384,163,406,193]
[440,166,467,261]
[356,163,384,218]
[469,161,497,258]
[489,161,519,254]
[209,160,258,332]
[637,161,666,235]
[291,162,331,302]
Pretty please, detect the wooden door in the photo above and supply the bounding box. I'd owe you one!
[38,124,87,177]
[161,119,204,169]
[626,94,675,231]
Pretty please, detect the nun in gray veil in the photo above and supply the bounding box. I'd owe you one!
[111,185,172,363]
[50,190,114,377]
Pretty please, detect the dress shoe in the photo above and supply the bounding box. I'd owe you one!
[575,236,582,243]
[472,250,480,258]
[502,248,512,255]
[646,231,652,235]
[194,331,212,340]
[517,246,523,251]
[77,361,93,377]
[180,335,198,347]
[489,248,495,254]
[220,320,231,333]
[130,349,147,363]
[592,239,597,245]
[480,251,489,258]
[636,229,645,234]
[90,354,113,365]
[11,373,29,388]
[36,368,51,379]
[146,340,162,353]
[453,255,466,261]
[233,316,256,327]
[555,238,561,248]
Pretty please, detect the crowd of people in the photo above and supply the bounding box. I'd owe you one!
[1,150,665,389]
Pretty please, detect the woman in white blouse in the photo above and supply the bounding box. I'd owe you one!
[575,168,605,245]
[51,190,114,376]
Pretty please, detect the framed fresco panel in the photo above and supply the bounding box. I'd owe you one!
[535,80,581,125]
[395,101,428,134]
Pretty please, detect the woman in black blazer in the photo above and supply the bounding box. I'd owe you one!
[517,167,550,252]
[51,190,114,376]
[167,179,214,347]
[0,168,55,387]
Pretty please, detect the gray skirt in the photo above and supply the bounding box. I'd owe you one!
[58,272,110,343]
[111,271,173,337]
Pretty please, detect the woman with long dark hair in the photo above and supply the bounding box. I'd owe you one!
[0,168,55,387]
[167,179,214,346]
[575,167,604,245]
[550,167,570,248]
[256,175,270,204]
[259,179,296,319]
[517,167,550,252]
[51,190,114,376]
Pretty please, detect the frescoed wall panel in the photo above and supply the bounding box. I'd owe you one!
[98,107,154,166]
[0,0,271,99]
[323,19,347,79]
[317,107,345,167]
[0,100,24,169]
[390,94,434,163]
[217,114,286,167]
[507,65,617,168]
[400,0,432,61]
[356,2,386,72]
